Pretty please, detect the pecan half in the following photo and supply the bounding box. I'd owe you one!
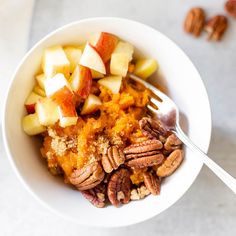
[164,134,182,151]
[107,168,131,206]
[69,162,105,190]
[102,146,125,173]
[143,172,161,195]
[139,117,167,139]
[81,184,106,208]
[205,15,228,41]
[184,7,205,37]
[157,149,184,177]
[225,0,236,18]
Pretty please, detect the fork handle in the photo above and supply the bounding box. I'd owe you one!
[175,124,236,195]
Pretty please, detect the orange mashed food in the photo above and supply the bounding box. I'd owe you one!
[40,80,149,183]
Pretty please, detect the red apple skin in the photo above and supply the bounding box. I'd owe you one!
[51,86,77,117]
[76,65,92,99]
[25,104,36,114]
[94,32,118,63]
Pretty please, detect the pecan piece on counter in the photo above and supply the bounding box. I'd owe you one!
[205,15,228,41]
[107,168,131,206]
[157,149,184,177]
[102,146,125,173]
[81,183,106,208]
[130,185,150,200]
[143,172,161,195]
[225,0,236,18]
[139,117,167,139]
[164,134,182,151]
[184,7,206,37]
[69,162,105,190]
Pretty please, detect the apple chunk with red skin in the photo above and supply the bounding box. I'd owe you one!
[80,43,106,74]
[24,91,43,114]
[91,32,118,63]
[70,65,92,99]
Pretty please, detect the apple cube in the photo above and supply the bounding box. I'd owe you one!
[110,53,129,77]
[24,91,43,114]
[33,85,46,97]
[51,86,78,127]
[42,45,70,79]
[64,46,82,72]
[35,97,60,126]
[134,59,158,80]
[70,65,92,98]
[44,73,71,97]
[91,69,104,79]
[98,76,122,94]
[90,32,118,63]
[36,74,46,90]
[79,43,106,74]
[81,94,102,115]
[113,41,134,62]
[22,113,46,136]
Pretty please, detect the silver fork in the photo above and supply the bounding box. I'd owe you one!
[129,73,236,194]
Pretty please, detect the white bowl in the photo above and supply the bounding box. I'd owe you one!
[2,17,211,227]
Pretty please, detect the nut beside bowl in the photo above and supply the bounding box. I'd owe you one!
[2,17,211,227]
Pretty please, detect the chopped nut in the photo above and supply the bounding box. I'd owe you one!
[184,7,206,37]
[205,15,228,41]
[130,185,150,200]
[225,0,236,18]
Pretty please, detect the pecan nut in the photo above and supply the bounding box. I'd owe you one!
[130,185,150,200]
[164,134,182,151]
[81,184,106,208]
[139,117,167,139]
[107,168,131,206]
[143,172,161,195]
[225,0,236,18]
[157,149,184,177]
[69,162,105,190]
[205,15,228,41]
[102,146,125,173]
[184,7,206,37]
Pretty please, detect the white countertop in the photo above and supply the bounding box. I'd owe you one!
[1,0,236,235]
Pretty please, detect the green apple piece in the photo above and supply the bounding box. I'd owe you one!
[134,59,158,80]
[36,97,60,126]
[113,41,134,62]
[98,76,122,94]
[110,53,129,77]
[42,45,70,79]
[64,46,82,73]
[22,113,46,135]
[81,94,102,115]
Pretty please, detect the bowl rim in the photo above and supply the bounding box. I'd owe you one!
[2,17,212,227]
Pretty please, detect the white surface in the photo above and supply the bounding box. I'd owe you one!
[2,18,211,227]
[0,0,236,235]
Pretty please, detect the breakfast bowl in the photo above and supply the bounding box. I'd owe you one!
[2,17,211,227]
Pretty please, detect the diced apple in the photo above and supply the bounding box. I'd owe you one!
[113,41,134,62]
[42,45,70,79]
[44,73,71,97]
[110,53,129,77]
[81,94,102,115]
[91,69,104,79]
[133,59,158,80]
[79,43,106,74]
[36,74,46,90]
[35,97,60,126]
[70,65,92,99]
[33,85,46,97]
[90,32,118,63]
[98,76,122,94]
[22,113,46,136]
[24,92,43,114]
[64,46,82,72]
[50,86,78,128]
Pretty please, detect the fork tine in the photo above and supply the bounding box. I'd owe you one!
[150,97,162,107]
[128,73,169,101]
[147,104,158,113]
